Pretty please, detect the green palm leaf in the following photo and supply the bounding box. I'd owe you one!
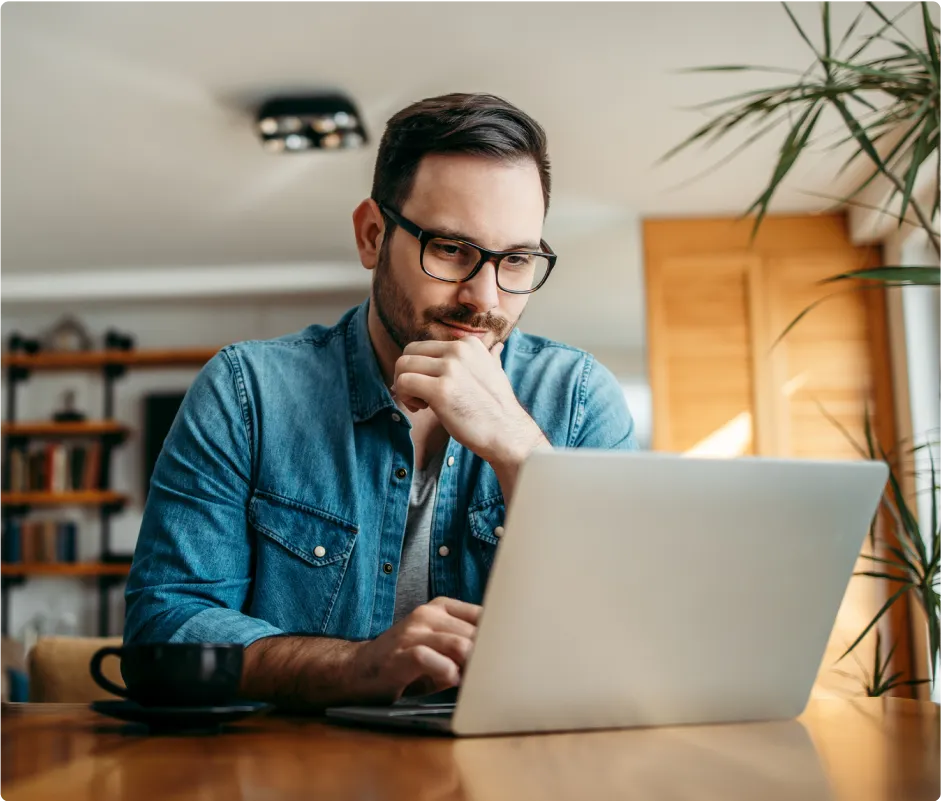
[820,266,940,285]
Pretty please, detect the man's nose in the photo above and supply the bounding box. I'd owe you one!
[456,259,500,314]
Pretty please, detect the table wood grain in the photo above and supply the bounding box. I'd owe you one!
[2,698,937,801]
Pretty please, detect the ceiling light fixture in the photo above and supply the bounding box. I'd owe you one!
[255,93,368,153]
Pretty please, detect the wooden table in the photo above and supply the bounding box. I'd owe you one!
[2,698,937,800]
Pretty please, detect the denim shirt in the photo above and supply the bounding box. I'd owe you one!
[124,300,637,648]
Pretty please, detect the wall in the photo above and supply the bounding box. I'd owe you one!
[899,231,941,700]
[536,210,651,449]
[1,220,649,638]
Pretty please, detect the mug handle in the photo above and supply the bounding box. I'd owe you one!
[89,647,130,698]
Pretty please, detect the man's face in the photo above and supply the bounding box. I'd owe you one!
[372,153,545,351]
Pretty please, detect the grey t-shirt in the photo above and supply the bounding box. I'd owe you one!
[393,447,447,625]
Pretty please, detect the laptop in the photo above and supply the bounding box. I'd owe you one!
[326,450,888,736]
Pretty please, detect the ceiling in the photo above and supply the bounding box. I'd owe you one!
[2,2,934,273]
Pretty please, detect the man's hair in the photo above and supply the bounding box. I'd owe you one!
[371,93,551,220]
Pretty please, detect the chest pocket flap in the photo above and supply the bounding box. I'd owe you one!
[249,491,358,567]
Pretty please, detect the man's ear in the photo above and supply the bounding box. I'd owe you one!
[352,199,386,272]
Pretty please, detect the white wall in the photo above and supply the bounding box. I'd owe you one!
[899,231,941,700]
[536,211,651,448]
[1,226,649,638]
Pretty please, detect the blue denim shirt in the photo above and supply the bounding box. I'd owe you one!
[124,300,636,647]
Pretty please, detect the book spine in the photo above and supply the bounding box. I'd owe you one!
[69,445,86,492]
[44,444,56,492]
[28,450,44,492]
[51,444,67,493]
[83,442,101,491]
[58,522,77,563]
[21,521,36,563]
[8,448,25,492]
[43,520,57,563]
[2,520,22,564]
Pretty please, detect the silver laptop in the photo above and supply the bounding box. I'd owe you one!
[326,450,888,736]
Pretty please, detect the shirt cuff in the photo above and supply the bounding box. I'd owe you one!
[168,608,285,648]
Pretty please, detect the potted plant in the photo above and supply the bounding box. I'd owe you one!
[661,1,939,695]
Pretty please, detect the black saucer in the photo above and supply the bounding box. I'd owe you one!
[91,699,273,731]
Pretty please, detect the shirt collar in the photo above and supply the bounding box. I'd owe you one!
[345,298,398,423]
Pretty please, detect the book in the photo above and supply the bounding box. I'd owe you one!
[69,445,87,491]
[20,521,38,563]
[6,448,24,492]
[46,521,59,563]
[56,522,77,563]
[50,444,67,493]
[2,521,22,563]
[28,450,46,492]
[83,442,102,491]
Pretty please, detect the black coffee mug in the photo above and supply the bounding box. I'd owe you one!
[90,643,244,707]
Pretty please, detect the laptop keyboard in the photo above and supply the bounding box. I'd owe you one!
[385,704,455,717]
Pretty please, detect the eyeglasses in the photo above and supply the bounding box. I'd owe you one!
[378,203,556,294]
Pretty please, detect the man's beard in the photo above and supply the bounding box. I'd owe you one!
[372,237,518,350]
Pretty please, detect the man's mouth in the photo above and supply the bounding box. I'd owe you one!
[439,320,490,338]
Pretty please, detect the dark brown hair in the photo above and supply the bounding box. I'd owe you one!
[371,93,551,222]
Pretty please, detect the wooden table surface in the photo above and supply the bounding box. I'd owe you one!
[1,698,937,801]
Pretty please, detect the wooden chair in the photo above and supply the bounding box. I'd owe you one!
[28,636,125,703]
[2,636,27,701]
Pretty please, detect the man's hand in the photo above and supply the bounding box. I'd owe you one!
[392,338,549,478]
[239,597,481,710]
[346,597,481,704]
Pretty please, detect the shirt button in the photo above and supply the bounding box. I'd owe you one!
[438,546,450,557]
[391,413,402,423]
[494,526,505,539]
[382,562,394,575]
[447,456,455,467]
[313,546,326,558]
[395,468,408,479]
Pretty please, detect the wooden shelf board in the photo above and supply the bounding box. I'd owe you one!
[2,348,219,371]
[1,491,128,507]
[1,563,131,577]
[2,421,131,438]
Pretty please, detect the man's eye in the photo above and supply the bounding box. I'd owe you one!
[431,242,469,258]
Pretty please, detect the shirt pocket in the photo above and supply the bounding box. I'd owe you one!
[248,490,359,633]
[464,496,506,598]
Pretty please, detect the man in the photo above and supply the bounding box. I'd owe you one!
[125,93,636,709]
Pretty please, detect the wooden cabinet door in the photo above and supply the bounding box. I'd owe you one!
[644,215,899,699]
[763,251,876,460]
[647,251,759,454]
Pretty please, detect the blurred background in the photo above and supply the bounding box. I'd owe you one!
[1,2,938,703]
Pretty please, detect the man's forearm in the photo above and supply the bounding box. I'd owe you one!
[239,635,364,710]
[490,421,552,506]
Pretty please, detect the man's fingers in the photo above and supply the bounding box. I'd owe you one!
[415,632,474,668]
[395,373,439,406]
[390,386,428,413]
[427,614,477,640]
[491,342,505,361]
[402,340,461,358]
[430,596,482,625]
[403,645,461,691]
[394,354,447,380]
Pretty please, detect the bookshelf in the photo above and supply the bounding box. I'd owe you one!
[1,346,219,636]
[2,348,219,371]
[1,563,132,577]
[1,491,128,507]
[2,421,130,439]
